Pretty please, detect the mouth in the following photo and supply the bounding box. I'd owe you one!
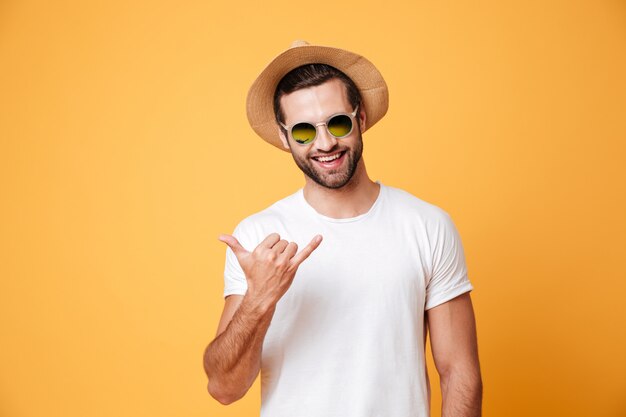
[311,150,346,169]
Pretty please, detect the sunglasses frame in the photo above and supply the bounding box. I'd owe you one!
[279,105,360,145]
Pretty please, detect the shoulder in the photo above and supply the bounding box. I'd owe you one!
[383,183,454,226]
[382,184,464,260]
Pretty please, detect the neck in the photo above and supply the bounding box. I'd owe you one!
[302,157,380,219]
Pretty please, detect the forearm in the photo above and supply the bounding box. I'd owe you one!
[440,368,483,417]
[203,295,275,404]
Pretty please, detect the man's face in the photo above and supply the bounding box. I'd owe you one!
[278,78,366,190]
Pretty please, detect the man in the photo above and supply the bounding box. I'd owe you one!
[203,40,482,417]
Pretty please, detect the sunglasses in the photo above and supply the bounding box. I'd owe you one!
[279,106,360,145]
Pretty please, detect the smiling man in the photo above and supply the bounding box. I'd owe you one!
[203,40,483,417]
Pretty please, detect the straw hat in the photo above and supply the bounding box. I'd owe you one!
[246,40,389,152]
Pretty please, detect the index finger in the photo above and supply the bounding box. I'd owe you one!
[289,235,323,267]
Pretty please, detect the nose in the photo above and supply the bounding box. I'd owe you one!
[314,124,339,152]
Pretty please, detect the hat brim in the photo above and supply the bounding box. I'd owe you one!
[246,44,389,152]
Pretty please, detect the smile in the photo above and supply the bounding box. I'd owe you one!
[312,151,346,167]
[313,150,345,162]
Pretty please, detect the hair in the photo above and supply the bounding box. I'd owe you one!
[273,64,362,128]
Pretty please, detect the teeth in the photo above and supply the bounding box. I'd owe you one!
[316,152,342,162]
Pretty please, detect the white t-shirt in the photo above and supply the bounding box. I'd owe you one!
[223,181,474,417]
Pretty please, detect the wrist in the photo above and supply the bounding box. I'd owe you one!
[241,292,276,317]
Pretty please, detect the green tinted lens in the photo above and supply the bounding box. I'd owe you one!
[327,114,353,137]
[291,123,316,144]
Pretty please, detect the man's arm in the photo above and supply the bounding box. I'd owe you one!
[203,293,274,405]
[426,292,483,417]
[203,232,323,405]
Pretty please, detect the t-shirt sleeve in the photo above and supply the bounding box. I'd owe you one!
[223,220,251,298]
[424,210,474,310]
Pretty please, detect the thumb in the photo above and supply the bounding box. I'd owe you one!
[218,234,249,258]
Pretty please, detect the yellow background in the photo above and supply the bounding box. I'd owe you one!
[1,0,625,416]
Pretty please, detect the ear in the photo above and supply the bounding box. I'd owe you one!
[358,106,367,131]
[277,126,291,151]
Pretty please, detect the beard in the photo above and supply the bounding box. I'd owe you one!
[288,130,363,190]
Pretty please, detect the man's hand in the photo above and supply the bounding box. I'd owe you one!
[218,232,323,311]
[204,232,322,404]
